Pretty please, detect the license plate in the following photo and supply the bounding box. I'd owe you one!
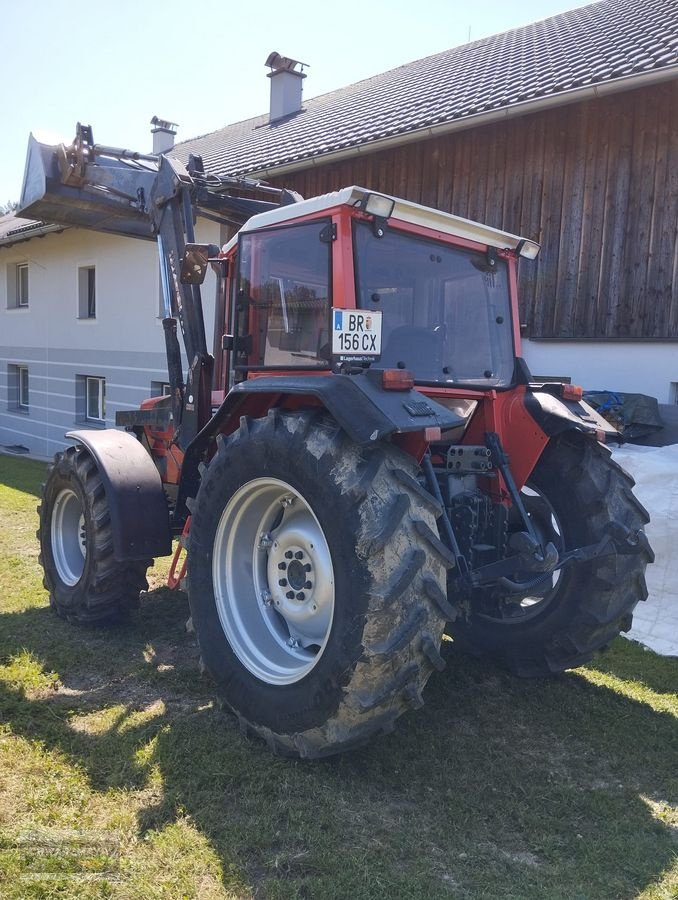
[332,308,382,361]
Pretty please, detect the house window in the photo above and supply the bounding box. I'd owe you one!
[6,262,29,308]
[18,366,29,409]
[86,377,106,421]
[78,266,96,318]
[7,364,29,411]
[17,264,29,307]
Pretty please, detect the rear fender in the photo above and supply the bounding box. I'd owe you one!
[463,385,616,496]
[507,389,618,490]
[173,373,465,525]
[525,391,619,440]
[66,429,172,560]
[218,373,465,445]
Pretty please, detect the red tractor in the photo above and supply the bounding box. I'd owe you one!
[22,126,652,758]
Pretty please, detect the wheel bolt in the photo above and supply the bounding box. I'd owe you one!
[295,551,303,560]
[296,592,305,602]
[278,562,287,570]
[304,563,312,572]
[285,550,294,559]
[288,638,299,648]
[286,591,295,600]
[305,581,312,590]
[279,578,287,587]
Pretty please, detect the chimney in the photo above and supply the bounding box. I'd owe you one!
[150,116,178,154]
[265,52,308,122]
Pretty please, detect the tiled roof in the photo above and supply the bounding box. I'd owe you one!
[0,213,62,247]
[0,214,35,240]
[176,0,678,178]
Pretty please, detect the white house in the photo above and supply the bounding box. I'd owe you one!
[0,212,220,459]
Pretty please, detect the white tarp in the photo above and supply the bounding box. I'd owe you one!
[611,444,678,657]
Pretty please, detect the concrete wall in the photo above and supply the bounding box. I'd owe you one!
[523,340,678,403]
[0,221,219,459]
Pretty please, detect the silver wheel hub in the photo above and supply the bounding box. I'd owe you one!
[51,488,87,586]
[213,478,334,685]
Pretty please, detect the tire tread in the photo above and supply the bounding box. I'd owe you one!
[39,445,150,624]
[188,410,448,759]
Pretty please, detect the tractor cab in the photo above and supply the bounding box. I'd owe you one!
[216,186,539,394]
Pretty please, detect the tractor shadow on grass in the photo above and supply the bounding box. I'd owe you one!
[0,591,676,899]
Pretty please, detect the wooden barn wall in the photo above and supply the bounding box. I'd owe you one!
[269,82,678,340]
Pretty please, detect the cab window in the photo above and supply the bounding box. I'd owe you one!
[238,220,332,368]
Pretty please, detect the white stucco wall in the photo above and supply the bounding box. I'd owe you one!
[0,220,219,458]
[523,339,678,403]
[3,230,159,353]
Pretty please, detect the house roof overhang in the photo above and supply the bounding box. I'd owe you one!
[0,218,64,249]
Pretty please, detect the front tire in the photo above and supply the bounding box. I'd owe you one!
[448,436,653,676]
[38,445,150,623]
[187,411,451,758]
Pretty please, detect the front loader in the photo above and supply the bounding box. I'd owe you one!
[21,125,653,758]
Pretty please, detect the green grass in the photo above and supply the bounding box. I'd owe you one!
[0,452,676,899]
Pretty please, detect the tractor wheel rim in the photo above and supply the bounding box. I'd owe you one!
[51,488,87,586]
[481,484,565,623]
[213,477,335,685]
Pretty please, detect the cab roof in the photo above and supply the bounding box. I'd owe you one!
[225,186,540,259]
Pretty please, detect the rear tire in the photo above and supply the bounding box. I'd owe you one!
[448,436,653,676]
[38,445,150,623]
[187,410,451,758]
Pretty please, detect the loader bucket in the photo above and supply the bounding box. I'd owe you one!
[19,134,155,239]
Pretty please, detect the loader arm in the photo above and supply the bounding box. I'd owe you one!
[19,123,300,449]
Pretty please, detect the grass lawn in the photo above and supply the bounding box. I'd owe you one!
[0,452,676,899]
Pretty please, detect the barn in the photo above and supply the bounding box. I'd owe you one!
[177,0,678,399]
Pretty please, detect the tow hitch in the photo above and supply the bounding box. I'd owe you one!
[430,432,653,599]
[456,520,652,596]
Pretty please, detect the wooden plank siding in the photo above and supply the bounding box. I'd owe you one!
[269,81,678,339]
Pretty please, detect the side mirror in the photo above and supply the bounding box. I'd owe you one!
[180,243,222,284]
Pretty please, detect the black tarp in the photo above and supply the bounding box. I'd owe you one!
[583,391,665,442]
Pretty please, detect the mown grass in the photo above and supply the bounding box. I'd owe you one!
[0,452,676,899]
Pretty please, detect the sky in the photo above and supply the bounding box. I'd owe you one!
[0,0,590,206]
